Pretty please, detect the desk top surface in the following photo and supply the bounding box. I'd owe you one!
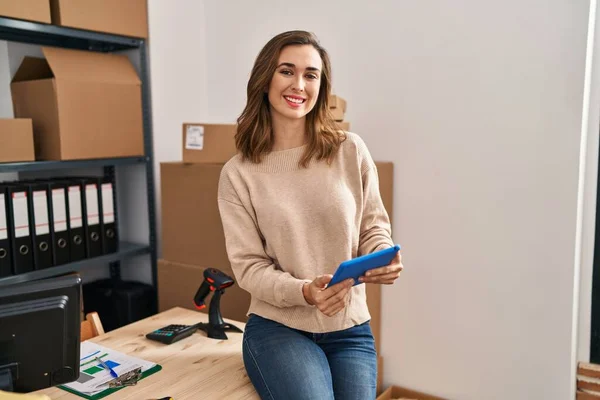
[37,307,258,400]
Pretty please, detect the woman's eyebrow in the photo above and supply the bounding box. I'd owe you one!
[277,62,321,72]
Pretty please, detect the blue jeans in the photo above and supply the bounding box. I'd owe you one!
[242,314,377,400]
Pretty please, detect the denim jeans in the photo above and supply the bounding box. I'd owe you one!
[242,314,377,400]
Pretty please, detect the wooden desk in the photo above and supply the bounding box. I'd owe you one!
[37,307,258,400]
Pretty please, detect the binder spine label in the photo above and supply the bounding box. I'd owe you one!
[33,190,49,235]
[52,189,67,232]
[101,183,114,224]
[12,192,29,238]
[68,186,82,229]
[0,194,6,240]
[85,184,99,225]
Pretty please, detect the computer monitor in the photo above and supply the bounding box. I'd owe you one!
[0,274,82,393]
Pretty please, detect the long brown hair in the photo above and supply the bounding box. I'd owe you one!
[236,30,345,167]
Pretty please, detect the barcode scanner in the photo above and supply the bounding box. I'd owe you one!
[193,268,234,309]
[193,268,243,340]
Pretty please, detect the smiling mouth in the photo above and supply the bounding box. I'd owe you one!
[284,96,306,105]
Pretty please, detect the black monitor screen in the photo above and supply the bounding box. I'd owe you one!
[0,275,81,392]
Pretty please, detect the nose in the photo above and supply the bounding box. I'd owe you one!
[291,75,305,93]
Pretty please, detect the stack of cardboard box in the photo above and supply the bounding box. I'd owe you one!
[0,2,148,163]
[329,93,393,394]
[0,0,148,38]
[160,116,394,394]
[8,47,144,161]
[159,124,250,323]
[330,94,351,132]
[330,94,347,121]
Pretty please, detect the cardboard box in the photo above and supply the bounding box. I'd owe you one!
[329,94,347,112]
[50,0,148,38]
[366,282,382,354]
[366,161,393,354]
[181,122,354,164]
[158,259,250,323]
[161,162,229,267]
[0,119,35,163]
[0,0,51,23]
[160,160,392,349]
[330,106,345,122]
[182,123,238,164]
[336,121,350,131]
[377,385,447,400]
[578,391,600,400]
[11,47,144,161]
[377,356,384,395]
[376,162,394,223]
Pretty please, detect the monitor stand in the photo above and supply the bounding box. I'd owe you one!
[0,363,17,392]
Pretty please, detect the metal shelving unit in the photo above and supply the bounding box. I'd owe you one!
[0,242,150,287]
[0,156,148,173]
[0,17,158,313]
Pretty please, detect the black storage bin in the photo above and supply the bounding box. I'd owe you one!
[82,279,155,332]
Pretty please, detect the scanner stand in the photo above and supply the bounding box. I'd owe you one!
[196,289,242,340]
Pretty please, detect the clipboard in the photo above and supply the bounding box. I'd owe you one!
[58,341,162,399]
[58,364,162,399]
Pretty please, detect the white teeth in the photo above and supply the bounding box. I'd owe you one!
[284,96,304,104]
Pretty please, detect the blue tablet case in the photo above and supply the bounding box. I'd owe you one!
[329,244,401,286]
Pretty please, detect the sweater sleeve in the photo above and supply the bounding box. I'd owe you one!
[218,168,312,308]
[356,144,395,256]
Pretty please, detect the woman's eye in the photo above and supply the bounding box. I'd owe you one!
[306,74,318,80]
[280,69,293,75]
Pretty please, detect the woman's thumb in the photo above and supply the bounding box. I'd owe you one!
[315,274,333,288]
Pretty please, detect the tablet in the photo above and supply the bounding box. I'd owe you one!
[329,244,401,286]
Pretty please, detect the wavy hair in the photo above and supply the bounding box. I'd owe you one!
[236,30,345,167]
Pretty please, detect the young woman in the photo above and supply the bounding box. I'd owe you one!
[218,30,403,400]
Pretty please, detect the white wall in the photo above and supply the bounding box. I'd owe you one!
[149,1,590,399]
[0,41,12,118]
[205,1,588,399]
[578,0,600,369]
[147,0,209,257]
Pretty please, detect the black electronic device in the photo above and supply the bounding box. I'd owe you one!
[193,268,243,340]
[145,268,243,344]
[0,274,82,392]
[145,323,201,345]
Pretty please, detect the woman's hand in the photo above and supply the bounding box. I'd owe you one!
[303,275,354,317]
[359,251,403,284]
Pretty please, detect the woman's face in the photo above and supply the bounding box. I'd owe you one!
[268,44,323,122]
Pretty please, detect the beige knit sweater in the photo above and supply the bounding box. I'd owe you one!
[217,132,394,333]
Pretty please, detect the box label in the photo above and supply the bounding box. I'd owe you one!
[85,184,99,225]
[101,183,114,224]
[185,125,204,150]
[69,186,82,229]
[12,192,29,238]
[33,191,49,235]
[0,194,6,240]
[52,189,67,232]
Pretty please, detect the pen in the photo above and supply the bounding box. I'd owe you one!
[95,356,118,379]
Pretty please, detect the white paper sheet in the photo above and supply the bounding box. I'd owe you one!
[61,341,156,396]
